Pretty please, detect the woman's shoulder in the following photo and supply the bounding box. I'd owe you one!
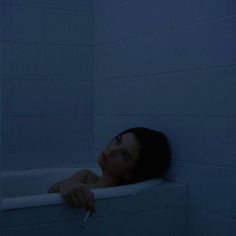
[85,169,100,184]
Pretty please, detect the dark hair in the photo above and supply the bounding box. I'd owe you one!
[116,127,171,184]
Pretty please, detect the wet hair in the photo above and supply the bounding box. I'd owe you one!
[116,127,172,185]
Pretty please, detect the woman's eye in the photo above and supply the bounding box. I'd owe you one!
[122,151,129,161]
[116,135,122,143]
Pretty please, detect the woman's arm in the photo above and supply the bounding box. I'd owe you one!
[68,169,90,183]
[52,178,96,212]
[47,169,90,193]
[47,169,96,212]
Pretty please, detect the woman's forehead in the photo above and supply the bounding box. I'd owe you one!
[122,132,140,160]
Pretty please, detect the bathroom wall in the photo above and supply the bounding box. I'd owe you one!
[94,0,236,235]
[0,0,8,227]
[1,0,94,171]
[0,68,1,232]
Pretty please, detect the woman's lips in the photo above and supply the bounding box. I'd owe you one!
[102,153,107,161]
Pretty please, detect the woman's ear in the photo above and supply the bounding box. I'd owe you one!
[124,173,132,180]
[124,174,136,183]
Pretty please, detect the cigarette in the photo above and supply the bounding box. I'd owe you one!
[81,210,91,228]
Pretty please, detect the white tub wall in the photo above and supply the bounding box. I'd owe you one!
[2,208,186,236]
[1,181,188,236]
[2,167,100,199]
[1,0,94,172]
[94,0,236,236]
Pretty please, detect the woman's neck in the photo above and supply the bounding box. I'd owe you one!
[86,173,123,189]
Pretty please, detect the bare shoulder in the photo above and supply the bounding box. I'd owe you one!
[69,168,91,183]
[69,168,99,184]
[85,169,100,184]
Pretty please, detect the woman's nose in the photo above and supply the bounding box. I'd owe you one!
[104,150,112,159]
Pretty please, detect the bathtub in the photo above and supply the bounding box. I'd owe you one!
[1,165,188,236]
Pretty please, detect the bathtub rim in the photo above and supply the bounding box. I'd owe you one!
[1,167,166,211]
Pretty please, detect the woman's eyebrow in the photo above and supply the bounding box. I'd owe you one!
[124,148,132,160]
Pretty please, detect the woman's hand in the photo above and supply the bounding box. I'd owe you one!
[48,179,96,213]
[48,181,62,193]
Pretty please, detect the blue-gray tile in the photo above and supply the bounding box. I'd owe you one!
[43,8,93,45]
[7,43,44,80]
[2,116,93,170]
[95,16,236,78]
[11,5,44,43]
[0,4,11,41]
[94,0,127,10]
[188,207,235,236]
[11,0,93,11]
[95,0,236,44]
[3,79,93,115]
[43,45,93,80]
[3,149,94,171]
[2,225,40,236]
[166,161,236,217]
[95,78,150,115]
[2,207,40,227]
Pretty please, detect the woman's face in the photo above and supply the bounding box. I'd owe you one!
[98,132,140,179]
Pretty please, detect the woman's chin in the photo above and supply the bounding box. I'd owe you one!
[97,156,105,167]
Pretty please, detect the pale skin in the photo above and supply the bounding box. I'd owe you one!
[48,132,140,214]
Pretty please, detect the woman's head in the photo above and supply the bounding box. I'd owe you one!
[97,127,171,185]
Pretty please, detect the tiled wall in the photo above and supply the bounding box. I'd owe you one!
[1,0,94,171]
[1,0,236,235]
[1,0,6,226]
[94,0,236,235]
[0,43,2,236]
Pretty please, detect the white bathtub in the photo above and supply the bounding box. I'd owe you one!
[1,166,188,236]
[2,166,165,210]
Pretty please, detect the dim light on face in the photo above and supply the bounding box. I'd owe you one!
[97,132,140,179]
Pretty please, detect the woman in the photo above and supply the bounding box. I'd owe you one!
[48,127,171,214]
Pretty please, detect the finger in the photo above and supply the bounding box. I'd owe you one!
[76,188,90,210]
[65,195,74,206]
[70,193,81,207]
[75,190,87,209]
[81,188,96,212]
[62,192,75,206]
[87,191,96,210]
[48,184,59,193]
[87,191,96,211]
[88,190,95,201]
[48,187,54,193]
[80,189,90,210]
